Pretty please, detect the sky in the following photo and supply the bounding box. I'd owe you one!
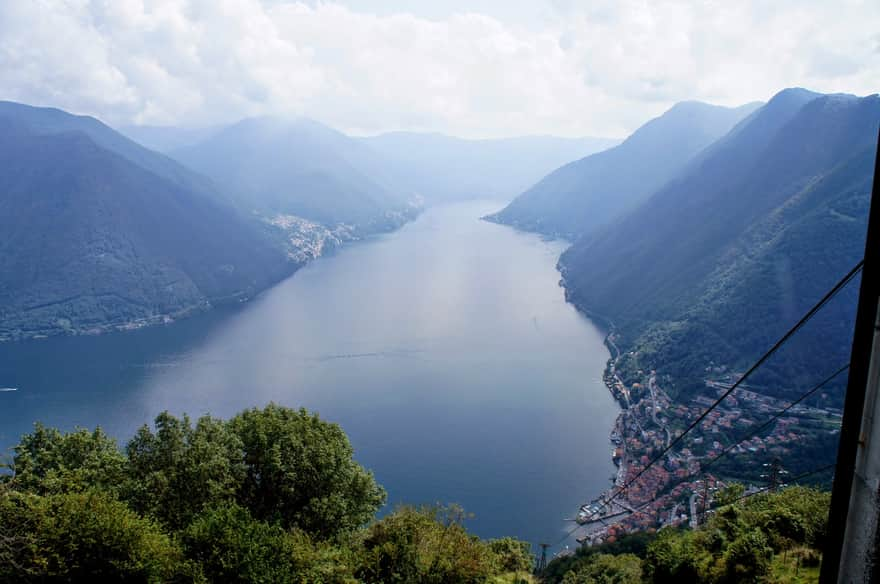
[0,0,878,138]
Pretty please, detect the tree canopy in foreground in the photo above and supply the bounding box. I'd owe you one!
[0,404,534,583]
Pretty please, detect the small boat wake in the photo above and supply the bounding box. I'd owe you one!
[0,387,18,392]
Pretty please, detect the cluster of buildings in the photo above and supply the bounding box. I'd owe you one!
[578,363,841,545]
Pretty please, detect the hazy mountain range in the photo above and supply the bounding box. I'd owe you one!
[486,100,762,238]
[360,132,617,203]
[125,123,618,205]
[3,88,876,357]
[170,117,416,228]
[1,103,612,340]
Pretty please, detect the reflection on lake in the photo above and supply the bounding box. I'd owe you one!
[0,200,618,547]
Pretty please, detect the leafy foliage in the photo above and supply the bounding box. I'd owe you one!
[0,489,186,583]
[230,404,387,538]
[0,406,528,583]
[180,503,355,584]
[3,405,831,583]
[10,423,127,496]
[126,412,245,529]
[356,505,515,584]
[488,537,534,574]
[542,531,656,582]
[560,553,642,583]
[544,486,830,584]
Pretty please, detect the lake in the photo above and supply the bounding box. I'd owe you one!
[0,200,618,550]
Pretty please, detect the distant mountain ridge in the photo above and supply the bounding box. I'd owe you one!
[486,100,761,238]
[559,89,880,403]
[0,101,216,197]
[171,117,419,230]
[360,132,618,203]
[0,102,295,341]
[127,123,618,206]
[1,103,612,340]
[119,124,221,153]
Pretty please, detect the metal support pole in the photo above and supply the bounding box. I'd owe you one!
[821,130,880,583]
[836,302,880,582]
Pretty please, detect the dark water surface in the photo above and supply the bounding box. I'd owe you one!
[0,200,618,548]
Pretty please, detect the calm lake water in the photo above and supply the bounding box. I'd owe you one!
[0,200,618,549]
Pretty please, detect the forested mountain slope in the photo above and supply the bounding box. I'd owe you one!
[486,100,760,238]
[0,104,293,341]
[560,89,880,401]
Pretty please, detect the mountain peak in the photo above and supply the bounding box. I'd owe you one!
[664,100,723,114]
[764,87,822,110]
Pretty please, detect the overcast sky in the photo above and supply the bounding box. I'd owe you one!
[1,0,877,138]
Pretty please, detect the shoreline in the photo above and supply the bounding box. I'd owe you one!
[568,302,840,547]
[0,206,425,344]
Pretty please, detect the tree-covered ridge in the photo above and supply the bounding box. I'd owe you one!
[0,103,296,342]
[0,102,426,341]
[560,91,879,405]
[546,90,876,537]
[543,486,830,584]
[0,405,534,583]
[486,101,760,239]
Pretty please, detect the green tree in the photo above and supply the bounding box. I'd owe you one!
[230,404,385,538]
[718,529,772,583]
[542,531,656,583]
[741,486,830,549]
[181,503,354,583]
[643,528,703,583]
[356,505,496,584]
[126,412,245,529]
[0,489,185,583]
[712,483,745,507]
[10,423,127,496]
[488,537,533,574]
[560,553,642,583]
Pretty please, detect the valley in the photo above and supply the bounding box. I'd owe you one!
[3,3,879,580]
[0,201,620,546]
[1,85,877,578]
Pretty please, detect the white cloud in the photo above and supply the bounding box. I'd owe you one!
[0,0,877,137]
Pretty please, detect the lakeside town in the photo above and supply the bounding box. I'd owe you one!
[568,331,843,547]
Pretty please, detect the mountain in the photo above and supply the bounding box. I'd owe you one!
[119,124,221,153]
[559,89,880,402]
[360,132,618,203]
[0,102,218,197]
[487,100,762,238]
[171,117,419,229]
[0,102,294,341]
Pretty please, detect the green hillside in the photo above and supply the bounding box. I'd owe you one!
[486,101,760,238]
[0,105,294,341]
[542,486,829,584]
[559,90,880,405]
